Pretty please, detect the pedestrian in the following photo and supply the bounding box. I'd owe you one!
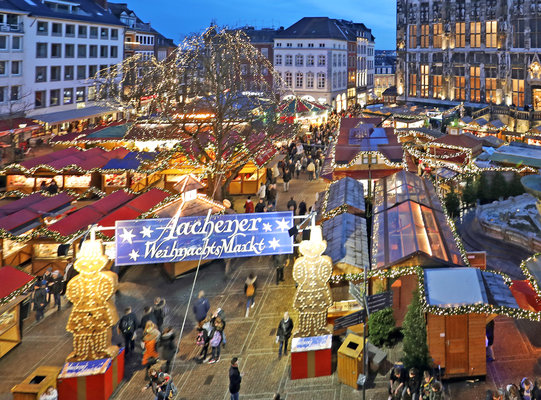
[429,381,443,400]
[286,197,297,214]
[196,318,212,362]
[283,168,291,192]
[257,182,266,201]
[193,290,210,328]
[208,318,223,364]
[229,357,242,400]
[507,384,521,400]
[39,386,58,400]
[47,179,58,194]
[140,306,157,330]
[211,308,227,347]
[421,370,433,400]
[244,273,257,317]
[155,372,177,400]
[39,180,48,191]
[532,378,541,400]
[522,378,534,400]
[267,184,277,209]
[141,367,162,395]
[244,196,254,213]
[158,326,176,373]
[153,297,167,331]
[254,198,266,213]
[32,281,47,322]
[389,367,405,400]
[306,161,315,181]
[273,253,287,285]
[276,312,293,358]
[298,200,307,216]
[273,395,281,400]
[50,270,63,311]
[62,257,77,295]
[402,368,420,400]
[295,159,302,178]
[118,307,138,356]
[486,319,495,361]
[142,320,161,377]
[43,267,54,305]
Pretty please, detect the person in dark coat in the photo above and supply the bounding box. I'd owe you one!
[158,326,176,373]
[273,254,288,285]
[402,368,420,400]
[42,268,54,305]
[118,306,138,355]
[32,282,47,322]
[47,179,58,194]
[229,357,242,400]
[298,200,307,216]
[154,373,173,400]
[282,168,291,192]
[193,290,210,328]
[254,199,266,213]
[62,257,78,295]
[266,184,277,209]
[286,197,297,214]
[276,312,294,358]
[140,306,157,329]
[50,270,63,311]
[153,297,167,331]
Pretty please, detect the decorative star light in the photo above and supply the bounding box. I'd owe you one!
[140,226,153,238]
[129,249,140,262]
[263,222,272,232]
[276,218,290,232]
[120,228,135,244]
[268,237,280,250]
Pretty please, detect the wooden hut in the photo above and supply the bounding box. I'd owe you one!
[314,177,365,223]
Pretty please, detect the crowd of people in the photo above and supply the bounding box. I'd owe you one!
[485,378,541,400]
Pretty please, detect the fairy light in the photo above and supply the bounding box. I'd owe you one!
[65,238,118,362]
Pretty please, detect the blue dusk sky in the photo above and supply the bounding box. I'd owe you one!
[121,0,397,49]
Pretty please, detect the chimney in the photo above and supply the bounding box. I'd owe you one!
[95,0,108,10]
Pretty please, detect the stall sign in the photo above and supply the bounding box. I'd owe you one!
[115,211,294,266]
[58,357,112,378]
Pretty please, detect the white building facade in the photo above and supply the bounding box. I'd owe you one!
[273,17,374,112]
[0,0,124,118]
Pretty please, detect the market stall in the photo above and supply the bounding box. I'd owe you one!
[0,266,35,359]
[278,97,328,128]
[314,177,365,223]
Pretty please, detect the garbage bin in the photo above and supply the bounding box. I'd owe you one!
[337,333,364,388]
[11,366,61,400]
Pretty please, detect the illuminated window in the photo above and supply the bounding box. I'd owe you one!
[433,75,443,98]
[421,24,429,48]
[454,67,466,100]
[512,68,525,107]
[433,23,443,48]
[455,22,466,47]
[409,72,417,97]
[470,22,481,47]
[470,66,480,102]
[486,21,498,48]
[409,25,417,48]
[420,64,429,98]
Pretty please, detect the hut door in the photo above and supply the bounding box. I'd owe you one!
[445,314,468,375]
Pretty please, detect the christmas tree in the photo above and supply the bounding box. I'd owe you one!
[402,289,431,371]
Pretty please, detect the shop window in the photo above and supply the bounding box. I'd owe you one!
[35,90,46,108]
[63,87,73,104]
[76,87,85,102]
[50,89,60,106]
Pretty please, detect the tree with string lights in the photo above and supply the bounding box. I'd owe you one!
[94,26,295,200]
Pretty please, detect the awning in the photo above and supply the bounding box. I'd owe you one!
[0,193,44,217]
[0,266,34,301]
[98,189,170,237]
[102,158,140,170]
[31,106,120,125]
[47,190,134,237]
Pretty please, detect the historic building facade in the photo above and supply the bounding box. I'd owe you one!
[396,0,541,113]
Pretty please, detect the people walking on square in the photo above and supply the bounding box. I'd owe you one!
[273,253,287,285]
[158,326,176,373]
[276,312,293,358]
[287,197,297,215]
[283,168,291,192]
[32,281,47,322]
[142,320,161,376]
[193,290,210,328]
[196,320,211,362]
[43,267,54,305]
[267,184,277,209]
[50,270,63,311]
[295,159,302,178]
[244,196,254,213]
[244,273,257,317]
[140,306,158,330]
[506,384,521,400]
[298,200,307,216]
[306,160,315,181]
[521,377,533,400]
[257,182,266,201]
[229,357,242,400]
[118,306,138,356]
[153,297,167,331]
[254,198,266,213]
[211,308,227,347]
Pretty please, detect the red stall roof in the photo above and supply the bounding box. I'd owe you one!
[0,193,74,234]
[0,193,45,217]
[98,189,170,237]
[47,191,134,237]
[18,148,131,171]
[0,266,35,301]
[20,148,79,169]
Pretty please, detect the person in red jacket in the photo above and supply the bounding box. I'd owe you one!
[244,196,254,213]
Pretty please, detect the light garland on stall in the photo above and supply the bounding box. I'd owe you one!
[0,278,36,306]
[518,253,541,298]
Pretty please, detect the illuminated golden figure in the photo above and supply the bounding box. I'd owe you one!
[65,238,118,362]
[292,225,333,337]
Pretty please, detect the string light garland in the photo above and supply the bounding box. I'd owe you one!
[0,279,36,306]
[518,253,541,298]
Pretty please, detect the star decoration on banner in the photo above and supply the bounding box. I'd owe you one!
[140,226,153,238]
[129,249,140,261]
[263,222,272,232]
[276,218,290,232]
[120,228,136,244]
[268,237,280,250]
